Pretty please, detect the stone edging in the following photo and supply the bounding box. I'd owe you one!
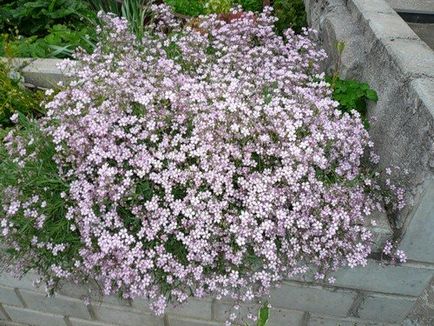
[1,57,64,89]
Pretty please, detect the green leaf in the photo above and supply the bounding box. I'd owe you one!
[365,89,378,101]
[257,303,269,326]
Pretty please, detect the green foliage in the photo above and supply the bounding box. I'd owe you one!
[1,25,94,58]
[273,0,307,34]
[327,77,378,129]
[164,0,307,34]
[88,0,154,40]
[257,303,269,326]
[0,0,96,58]
[205,0,233,14]
[164,0,207,16]
[0,115,81,279]
[0,0,93,37]
[234,0,262,12]
[0,62,44,126]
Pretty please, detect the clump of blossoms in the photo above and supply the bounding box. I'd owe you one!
[0,5,405,318]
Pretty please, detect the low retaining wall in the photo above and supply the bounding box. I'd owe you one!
[0,0,433,325]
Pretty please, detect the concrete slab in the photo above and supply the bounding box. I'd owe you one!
[386,0,434,11]
[408,22,434,49]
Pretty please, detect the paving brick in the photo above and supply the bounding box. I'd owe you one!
[358,294,417,323]
[0,303,10,320]
[0,286,22,307]
[69,317,117,326]
[164,299,212,320]
[308,314,394,326]
[57,281,131,308]
[3,305,67,326]
[92,303,164,326]
[213,300,305,326]
[400,176,434,264]
[19,290,91,320]
[332,260,433,296]
[269,281,357,317]
[0,272,44,293]
[368,211,393,253]
[167,316,223,326]
[0,322,29,326]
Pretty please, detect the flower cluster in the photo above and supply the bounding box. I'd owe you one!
[0,5,405,318]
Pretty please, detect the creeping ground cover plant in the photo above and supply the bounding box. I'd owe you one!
[0,5,405,323]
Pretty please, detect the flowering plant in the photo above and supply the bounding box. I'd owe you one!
[0,5,404,321]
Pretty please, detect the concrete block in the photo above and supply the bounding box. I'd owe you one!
[213,300,305,325]
[3,305,67,326]
[384,38,434,79]
[400,177,434,264]
[269,281,357,317]
[57,281,131,308]
[0,286,23,307]
[0,272,44,293]
[69,317,117,326]
[167,316,223,326]
[348,0,396,15]
[4,58,66,89]
[332,260,433,296]
[164,298,212,320]
[0,322,30,326]
[411,78,434,121]
[309,314,394,326]
[367,211,393,253]
[363,11,417,41]
[20,290,91,320]
[0,303,10,320]
[386,0,434,11]
[92,304,164,326]
[358,294,417,323]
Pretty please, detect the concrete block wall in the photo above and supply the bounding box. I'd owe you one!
[0,260,432,326]
[0,0,433,324]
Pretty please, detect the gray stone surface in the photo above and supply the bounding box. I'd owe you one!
[3,305,67,326]
[368,211,394,253]
[91,303,164,326]
[405,278,434,325]
[357,294,417,323]
[213,301,305,326]
[0,321,29,326]
[0,58,67,89]
[383,38,434,79]
[269,281,357,317]
[69,317,117,326]
[0,272,44,293]
[308,314,395,325]
[386,0,434,11]
[5,58,65,89]
[400,177,434,263]
[332,260,433,296]
[167,316,222,326]
[0,286,22,307]
[0,304,10,320]
[408,23,434,50]
[164,298,213,320]
[19,289,91,320]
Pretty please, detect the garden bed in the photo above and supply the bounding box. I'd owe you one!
[0,1,433,325]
